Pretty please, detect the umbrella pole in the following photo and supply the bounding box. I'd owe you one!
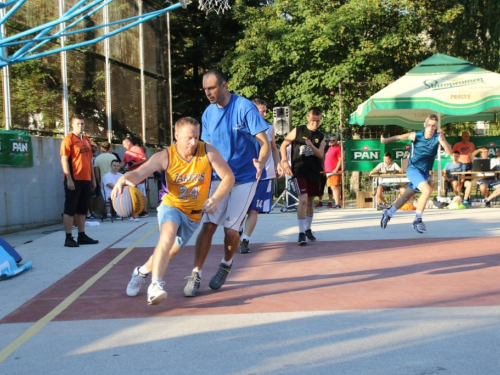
[437,113,442,198]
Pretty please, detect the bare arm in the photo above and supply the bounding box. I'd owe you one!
[254,131,271,180]
[204,145,235,213]
[111,151,167,199]
[381,132,415,144]
[61,155,75,190]
[270,127,284,178]
[280,127,297,176]
[437,129,452,155]
[305,139,325,159]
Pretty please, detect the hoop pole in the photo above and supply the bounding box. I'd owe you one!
[104,2,112,142]
[0,1,11,129]
[59,0,69,136]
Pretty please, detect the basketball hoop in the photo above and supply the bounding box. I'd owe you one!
[198,0,231,14]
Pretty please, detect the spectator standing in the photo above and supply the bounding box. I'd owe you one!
[60,115,99,247]
[280,107,326,245]
[121,138,149,218]
[324,134,343,209]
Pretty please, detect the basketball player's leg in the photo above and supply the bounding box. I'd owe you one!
[208,181,257,291]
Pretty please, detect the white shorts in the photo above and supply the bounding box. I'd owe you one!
[202,181,257,230]
[136,181,147,197]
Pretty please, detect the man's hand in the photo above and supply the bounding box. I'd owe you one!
[203,197,220,214]
[111,177,135,200]
[276,163,285,179]
[305,139,313,147]
[281,160,293,176]
[380,135,387,144]
[253,158,264,180]
[67,179,75,191]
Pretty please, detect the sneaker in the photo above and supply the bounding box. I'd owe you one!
[64,236,79,247]
[126,267,148,296]
[484,199,491,207]
[128,217,140,222]
[298,232,307,246]
[209,262,232,290]
[86,214,92,220]
[412,218,427,234]
[305,229,316,242]
[380,209,391,229]
[463,200,471,207]
[77,234,99,245]
[332,204,341,209]
[147,282,167,305]
[327,201,333,209]
[138,212,149,218]
[315,200,323,208]
[91,212,101,219]
[238,239,251,254]
[183,271,201,297]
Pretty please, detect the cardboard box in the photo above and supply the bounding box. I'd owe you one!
[357,191,373,208]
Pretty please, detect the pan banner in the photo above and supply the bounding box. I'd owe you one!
[0,130,33,167]
[344,136,500,172]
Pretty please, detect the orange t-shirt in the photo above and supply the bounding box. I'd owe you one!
[452,141,475,165]
[60,134,93,181]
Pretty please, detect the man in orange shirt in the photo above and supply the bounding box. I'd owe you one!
[60,115,99,247]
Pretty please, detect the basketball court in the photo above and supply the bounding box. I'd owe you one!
[1,207,499,374]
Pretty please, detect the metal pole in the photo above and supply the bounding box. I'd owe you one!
[167,12,173,145]
[1,2,12,129]
[437,113,442,198]
[139,0,146,146]
[58,0,69,135]
[103,3,112,142]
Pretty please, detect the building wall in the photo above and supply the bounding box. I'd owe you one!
[0,136,157,235]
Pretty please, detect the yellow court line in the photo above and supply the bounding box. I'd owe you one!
[0,225,158,364]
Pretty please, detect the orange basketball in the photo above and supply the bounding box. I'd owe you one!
[112,186,144,218]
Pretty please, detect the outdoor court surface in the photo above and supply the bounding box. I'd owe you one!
[1,208,499,374]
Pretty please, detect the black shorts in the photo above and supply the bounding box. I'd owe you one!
[64,180,92,216]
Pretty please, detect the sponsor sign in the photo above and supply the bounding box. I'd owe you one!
[0,130,33,167]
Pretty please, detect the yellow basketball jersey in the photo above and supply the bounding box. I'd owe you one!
[161,142,212,222]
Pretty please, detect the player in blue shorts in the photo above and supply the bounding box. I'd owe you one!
[380,114,452,234]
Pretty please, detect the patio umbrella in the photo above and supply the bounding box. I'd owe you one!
[349,54,500,129]
[348,53,500,196]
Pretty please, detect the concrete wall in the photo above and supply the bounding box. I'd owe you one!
[0,136,157,235]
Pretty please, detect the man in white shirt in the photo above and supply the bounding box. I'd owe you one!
[102,160,123,218]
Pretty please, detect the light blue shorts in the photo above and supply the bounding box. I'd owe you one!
[157,204,199,248]
[406,167,430,193]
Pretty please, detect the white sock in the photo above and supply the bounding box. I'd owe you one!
[138,265,149,276]
[388,206,397,217]
[221,257,233,266]
[298,217,306,233]
[305,215,313,230]
[415,211,423,220]
[152,277,162,284]
[241,234,250,242]
[193,268,202,278]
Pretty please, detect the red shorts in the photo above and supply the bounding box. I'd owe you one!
[293,177,321,197]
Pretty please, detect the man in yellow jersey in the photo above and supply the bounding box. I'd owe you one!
[112,117,234,306]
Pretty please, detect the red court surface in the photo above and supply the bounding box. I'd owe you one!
[3,236,500,323]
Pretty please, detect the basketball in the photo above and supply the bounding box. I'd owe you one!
[112,186,144,218]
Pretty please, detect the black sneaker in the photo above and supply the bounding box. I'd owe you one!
[298,232,307,246]
[484,199,491,207]
[64,236,79,247]
[305,229,316,242]
[78,234,99,245]
[209,262,232,290]
[138,211,149,218]
[238,239,251,254]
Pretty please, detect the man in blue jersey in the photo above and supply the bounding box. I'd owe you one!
[183,68,271,296]
[380,114,452,233]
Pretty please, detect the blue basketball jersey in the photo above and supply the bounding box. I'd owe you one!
[408,131,440,173]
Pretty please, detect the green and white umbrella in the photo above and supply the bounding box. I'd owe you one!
[349,54,500,129]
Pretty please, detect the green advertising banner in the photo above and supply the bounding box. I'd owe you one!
[345,136,500,172]
[0,130,33,167]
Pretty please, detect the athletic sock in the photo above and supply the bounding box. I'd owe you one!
[77,231,85,238]
[241,234,250,242]
[298,217,306,233]
[221,257,233,267]
[415,211,423,220]
[152,277,163,284]
[138,265,149,276]
[66,233,73,239]
[305,215,313,231]
[193,268,202,278]
[388,206,397,217]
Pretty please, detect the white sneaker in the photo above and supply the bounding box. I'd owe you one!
[126,267,148,296]
[128,217,139,222]
[147,282,168,305]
